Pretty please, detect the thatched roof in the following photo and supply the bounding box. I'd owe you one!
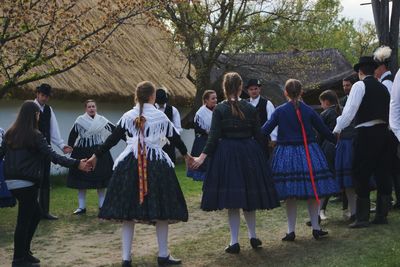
[211,48,353,105]
[19,19,195,106]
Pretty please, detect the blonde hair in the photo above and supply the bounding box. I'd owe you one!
[223,72,245,119]
[202,90,216,104]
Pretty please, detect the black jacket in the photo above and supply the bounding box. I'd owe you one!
[0,131,79,186]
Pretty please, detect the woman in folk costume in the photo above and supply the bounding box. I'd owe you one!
[187,90,217,181]
[67,100,118,215]
[0,127,16,208]
[191,72,280,254]
[262,79,339,241]
[87,81,190,267]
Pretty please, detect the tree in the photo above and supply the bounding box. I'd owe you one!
[0,0,165,98]
[371,0,400,72]
[158,0,300,125]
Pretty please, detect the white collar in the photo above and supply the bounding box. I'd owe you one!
[380,71,392,81]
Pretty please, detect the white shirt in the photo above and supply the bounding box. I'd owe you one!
[249,95,278,141]
[380,71,393,94]
[34,99,66,150]
[155,103,182,133]
[390,70,400,141]
[334,77,386,134]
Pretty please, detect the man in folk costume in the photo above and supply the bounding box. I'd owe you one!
[333,56,392,228]
[246,79,277,155]
[34,83,72,220]
[374,46,400,209]
[155,88,183,163]
[67,100,120,215]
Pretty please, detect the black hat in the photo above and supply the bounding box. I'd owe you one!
[353,56,378,72]
[245,79,261,89]
[156,88,168,104]
[36,83,52,96]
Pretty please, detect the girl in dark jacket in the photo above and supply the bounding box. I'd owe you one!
[0,101,89,267]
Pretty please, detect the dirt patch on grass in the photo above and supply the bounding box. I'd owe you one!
[0,197,228,267]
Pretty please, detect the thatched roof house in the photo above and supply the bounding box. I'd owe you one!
[17,20,195,106]
[211,48,354,105]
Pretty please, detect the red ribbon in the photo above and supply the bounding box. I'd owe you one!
[294,104,320,204]
[135,116,148,205]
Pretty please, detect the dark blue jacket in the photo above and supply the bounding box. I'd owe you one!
[261,101,336,145]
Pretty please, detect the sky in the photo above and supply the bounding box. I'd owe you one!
[340,0,375,23]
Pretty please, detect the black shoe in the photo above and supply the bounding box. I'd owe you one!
[157,255,182,266]
[312,229,328,240]
[371,216,388,224]
[348,215,356,223]
[121,260,132,267]
[224,243,240,254]
[73,208,86,215]
[349,220,370,228]
[250,238,262,249]
[282,232,295,241]
[393,202,400,209]
[41,213,58,220]
[26,251,40,263]
[305,216,321,227]
[12,259,39,267]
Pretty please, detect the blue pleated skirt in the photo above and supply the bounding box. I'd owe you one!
[271,143,340,200]
[201,138,280,211]
[335,138,353,189]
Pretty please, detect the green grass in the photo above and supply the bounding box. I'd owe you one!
[1,164,400,267]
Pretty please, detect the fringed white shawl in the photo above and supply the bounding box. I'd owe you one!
[194,105,213,133]
[113,103,177,169]
[73,113,113,147]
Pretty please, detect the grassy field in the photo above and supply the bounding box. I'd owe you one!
[1,164,400,267]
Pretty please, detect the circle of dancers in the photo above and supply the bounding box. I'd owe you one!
[1,47,400,267]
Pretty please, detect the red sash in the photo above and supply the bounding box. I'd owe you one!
[135,116,148,204]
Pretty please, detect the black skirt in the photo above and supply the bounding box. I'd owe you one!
[67,145,113,189]
[99,152,188,224]
[201,138,280,212]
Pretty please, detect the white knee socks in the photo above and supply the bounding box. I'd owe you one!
[228,209,240,245]
[345,188,357,216]
[122,221,135,261]
[243,211,256,239]
[286,199,297,233]
[78,189,86,209]
[156,220,169,258]
[307,199,321,230]
[97,189,106,208]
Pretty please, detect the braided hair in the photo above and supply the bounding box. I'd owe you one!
[223,72,245,120]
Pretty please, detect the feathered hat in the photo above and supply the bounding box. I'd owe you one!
[373,46,392,66]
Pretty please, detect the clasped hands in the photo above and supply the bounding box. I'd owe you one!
[77,154,98,172]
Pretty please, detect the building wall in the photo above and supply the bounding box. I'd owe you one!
[0,99,195,175]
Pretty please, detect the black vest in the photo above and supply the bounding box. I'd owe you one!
[253,97,269,125]
[164,105,173,121]
[354,76,390,125]
[382,73,394,82]
[38,105,51,144]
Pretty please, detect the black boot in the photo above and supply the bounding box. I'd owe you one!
[39,188,58,220]
[349,197,370,228]
[371,194,390,224]
[157,255,182,266]
[121,260,132,267]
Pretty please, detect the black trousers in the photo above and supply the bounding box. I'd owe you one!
[11,186,42,260]
[388,132,400,201]
[39,160,51,214]
[352,124,392,198]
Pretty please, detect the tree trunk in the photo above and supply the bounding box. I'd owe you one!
[181,65,213,128]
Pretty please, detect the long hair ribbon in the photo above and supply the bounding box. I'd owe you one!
[135,116,148,204]
[293,102,320,204]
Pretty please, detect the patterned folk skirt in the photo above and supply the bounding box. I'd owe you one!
[271,143,340,200]
[99,152,188,224]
